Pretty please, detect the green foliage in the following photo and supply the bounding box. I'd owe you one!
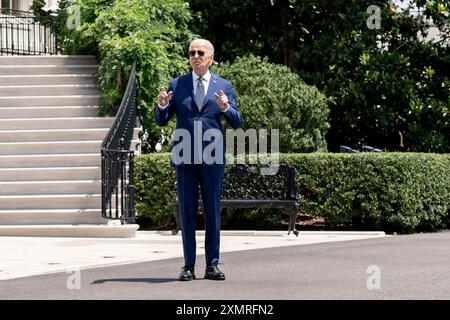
[53,0,113,55]
[213,55,330,153]
[54,0,196,152]
[324,5,450,152]
[31,0,50,18]
[190,0,450,152]
[135,152,450,233]
[135,153,176,227]
[283,152,450,233]
[31,0,62,29]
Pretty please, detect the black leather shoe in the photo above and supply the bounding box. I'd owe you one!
[179,266,196,281]
[204,265,225,280]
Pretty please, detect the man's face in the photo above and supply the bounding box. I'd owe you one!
[189,41,213,76]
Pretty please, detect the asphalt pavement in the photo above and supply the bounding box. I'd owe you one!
[1,231,450,300]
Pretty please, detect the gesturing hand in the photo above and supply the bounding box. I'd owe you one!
[158,85,173,106]
[214,90,229,110]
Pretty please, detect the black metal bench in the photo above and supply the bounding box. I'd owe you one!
[172,164,299,236]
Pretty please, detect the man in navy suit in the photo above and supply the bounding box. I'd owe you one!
[155,39,242,281]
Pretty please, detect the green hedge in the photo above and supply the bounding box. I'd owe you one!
[135,153,176,228]
[135,153,450,233]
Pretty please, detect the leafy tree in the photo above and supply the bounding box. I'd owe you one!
[53,0,197,152]
[190,0,450,152]
[50,0,113,55]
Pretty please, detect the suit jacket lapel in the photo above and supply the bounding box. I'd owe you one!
[202,72,218,112]
[187,72,194,100]
[185,72,198,113]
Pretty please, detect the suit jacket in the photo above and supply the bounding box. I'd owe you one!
[155,71,242,166]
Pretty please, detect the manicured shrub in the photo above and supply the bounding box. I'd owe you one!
[135,153,176,228]
[213,55,331,153]
[135,152,450,233]
[284,153,450,233]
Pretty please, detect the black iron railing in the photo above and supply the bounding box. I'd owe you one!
[101,62,138,224]
[0,9,58,55]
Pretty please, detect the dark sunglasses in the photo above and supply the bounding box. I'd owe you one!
[189,50,206,57]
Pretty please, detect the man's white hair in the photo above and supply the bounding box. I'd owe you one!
[189,39,215,55]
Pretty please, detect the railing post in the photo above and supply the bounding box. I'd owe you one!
[101,150,106,216]
[127,153,135,224]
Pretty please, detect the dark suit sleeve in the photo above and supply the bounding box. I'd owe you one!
[222,81,243,129]
[154,80,176,126]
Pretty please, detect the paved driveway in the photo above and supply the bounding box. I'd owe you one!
[1,231,449,300]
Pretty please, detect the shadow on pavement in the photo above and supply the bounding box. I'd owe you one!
[92,277,178,284]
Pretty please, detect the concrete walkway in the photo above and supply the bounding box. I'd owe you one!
[0,230,386,281]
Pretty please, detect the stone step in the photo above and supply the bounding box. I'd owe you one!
[0,106,99,118]
[0,55,139,233]
[0,65,98,75]
[0,209,107,225]
[0,194,102,209]
[0,141,103,155]
[0,180,101,195]
[0,84,99,96]
[0,129,107,142]
[0,117,114,129]
[0,128,140,142]
[0,74,96,86]
[0,140,140,155]
[0,95,100,107]
[0,55,97,65]
[0,224,139,238]
[0,167,100,181]
[0,154,100,168]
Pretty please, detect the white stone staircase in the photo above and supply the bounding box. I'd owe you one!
[0,55,140,237]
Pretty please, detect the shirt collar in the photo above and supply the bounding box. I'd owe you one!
[192,70,211,82]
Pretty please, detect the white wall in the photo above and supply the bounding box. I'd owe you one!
[0,0,59,12]
[0,0,32,11]
[1,0,58,53]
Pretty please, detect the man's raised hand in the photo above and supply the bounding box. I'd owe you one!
[158,86,173,106]
[214,90,229,110]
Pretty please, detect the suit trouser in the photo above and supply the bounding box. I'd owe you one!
[176,164,224,268]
